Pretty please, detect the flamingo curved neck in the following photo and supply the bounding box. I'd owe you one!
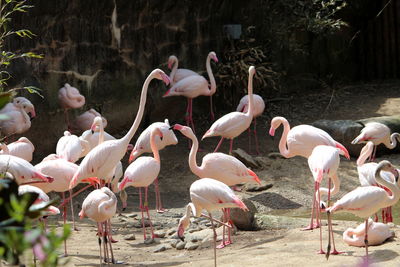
[387,133,400,149]
[98,192,117,217]
[357,142,374,166]
[206,55,216,96]
[98,122,105,145]
[277,118,291,158]
[375,166,400,207]
[318,175,340,202]
[150,130,160,163]
[246,70,255,118]
[0,143,9,154]
[120,71,155,147]
[169,57,178,82]
[186,130,202,177]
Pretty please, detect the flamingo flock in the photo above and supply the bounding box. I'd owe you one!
[1,58,400,267]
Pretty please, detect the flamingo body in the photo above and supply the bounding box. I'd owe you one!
[18,185,60,215]
[58,83,85,109]
[167,55,199,85]
[236,94,265,117]
[79,187,117,222]
[56,131,90,162]
[0,98,35,135]
[0,137,34,162]
[73,108,107,132]
[343,219,394,247]
[119,157,160,189]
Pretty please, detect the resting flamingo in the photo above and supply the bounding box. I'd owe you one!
[351,122,400,161]
[236,94,265,155]
[343,218,394,247]
[130,119,178,212]
[0,137,34,162]
[163,52,218,132]
[0,97,36,136]
[357,141,396,223]
[307,145,343,255]
[58,83,85,130]
[269,116,350,159]
[167,55,199,85]
[69,69,170,189]
[72,108,107,132]
[56,131,90,163]
[326,160,400,262]
[79,187,117,265]
[118,127,163,240]
[202,66,255,154]
[177,178,248,267]
[173,123,259,247]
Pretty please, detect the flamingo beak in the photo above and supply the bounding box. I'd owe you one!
[118,178,129,191]
[161,73,170,85]
[128,149,136,163]
[213,55,219,63]
[269,127,275,136]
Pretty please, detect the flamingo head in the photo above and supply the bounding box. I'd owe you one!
[177,216,190,241]
[118,177,131,191]
[209,51,218,63]
[167,55,177,69]
[90,116,103,134]
[269,117,283,136]
[376,160,399,182]
[153,69,170,86]
[128,147,139,163]
[171,124,194,139]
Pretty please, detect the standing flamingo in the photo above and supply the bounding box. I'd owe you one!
[236,94,265,155]
[351,122,400,161]
[269,116,350,159]
[357,141,396,223]
[56,131,90,163]
[118,127,163,240]
[79,187,117,265]
[163,52,218,131]
[0,137,34,162]
[69,69,170,188]
[326,160,400,262]
[0,97,36,136]
[130,119,178,212]
[58,83,85,130]
[167,55,199,85]
[177,178,248,267]
[173,123,259,247]
[72,108,107,132]
[343,218,394,247]
[307,145,343,255]
[202,66,255,154]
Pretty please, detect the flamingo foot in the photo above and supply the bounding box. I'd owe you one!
[302,223,320,231]
[156,208,168,213]
[231,186,242,192]
[216,240,232,249]
[74,226,80,231]
[331,249,344,255]
[110,237,118,243]
[317,249,325,255]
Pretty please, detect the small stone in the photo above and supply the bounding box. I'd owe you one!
[169,239,179,248]
[267,152,285,159]
[154,230,166,238]
[153,244,171,253]
[185,242,199,250]
[244,181,273,192]
[232,148,260,169]
[127,213,138,218]
[167,228,176,236]
[144,238,160,244]
[124,234,136,241]
[230,197,257,230]
[176,241,186,250]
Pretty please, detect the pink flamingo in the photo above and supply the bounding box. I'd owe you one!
[130,119,178,212]
[58,83,85,130]
[18,185,60,215]
[167,55,199,85]
[79,187,117,265]
[343,218,394,247]
[307,145,343,255]
[56,131,90,163]
[357,141,396,223]
[269,116,350,159]
[0,97,36,136]
[177,178,248,267]
[163,52,218,131]
[173,123,259,247]
[69,69,170,188]
[351,122,400,161]
[72,108,107,132]
[326,160,400,262]
[236,94,265,155]
[0,154,52,184]
[202,66,255,154]
[118,127,163,240]
[0,137,34,162]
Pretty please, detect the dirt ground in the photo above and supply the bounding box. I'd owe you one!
[47,82,400,266]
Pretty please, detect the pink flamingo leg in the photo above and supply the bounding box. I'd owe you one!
[303,182,318,230]
[327,178,342,255]
[189,99,196,134]
[97,222,103,265]
[185,98,190,126]
[214,137,225,152]
[316,183,325,254]
[209,95,215,122]
[144,187,155,239]
[104,220,115,264]
[364,219,369,263]
[62,192,68,256]
[229,139,234,155]
[68,190,78,231]
[217,209,227,249]
[59,184,93,208]
[154,178,166,213]
[253,118,260,155]
[247,128,252,154]
[208,212,218,267]
[139,187,147,240]
[227,209,232,245]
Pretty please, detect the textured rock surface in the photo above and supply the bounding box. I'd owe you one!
[230,197,257,230]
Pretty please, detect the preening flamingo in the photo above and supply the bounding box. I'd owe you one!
[0,154,52,184]
[326,160,400,262]
[343,218,394,247]
[0,97,36,136]
[167,55,199,85]
[56,131,90,163]
[58,83,85,130]
[307,145,342,255]
[163,52,218,131]
[79,187,117,265]
[18,185,60,216]
[357,141,396,223]
[236,94,265,155]
[351,122,400,161]
[69,69,170,189]
[202,66,255,154]
[173,123,259,247]
[130,119,178,212]
[0,137,34,162]
[269,116,350,159]
[72,108,107,132]
[177,178,248,267]
[118,127,163,240]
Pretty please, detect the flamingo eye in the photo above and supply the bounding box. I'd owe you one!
[140,146,143,149]
[23,105,26,108]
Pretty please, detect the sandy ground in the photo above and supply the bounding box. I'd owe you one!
[43,82,400,266]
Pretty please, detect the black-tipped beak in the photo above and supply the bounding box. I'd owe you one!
[179,236,184,242]
[91,130,94,134]
[122,207,126,212]
[169,125,175,130]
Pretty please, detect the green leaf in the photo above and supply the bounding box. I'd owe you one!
[23,86,43,98]
[0,90,15,109]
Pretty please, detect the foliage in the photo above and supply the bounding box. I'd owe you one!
[0,179,70,266]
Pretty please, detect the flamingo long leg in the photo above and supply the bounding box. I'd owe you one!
[248,128,252,154]
[208,212,217,267]
[229,139,234,155]
[185,98,190,127]
[227,209,232,245]
[59,184,93,208]
[327,178,342,255]
[209,95,215,122]
[217,209,227,249]
[62,192,68,256]
[97,222,103,266]
[214,137,224,152]
[304,182,318,230]
[144,187,155,239]
[139,187,147,240]
[316,183,325,254]
[253,118,260,155]
[68,190,78,231]
[364,219,369,263]
[189,99,196,134]
[154,178,166,213]
[104,220,115,264]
